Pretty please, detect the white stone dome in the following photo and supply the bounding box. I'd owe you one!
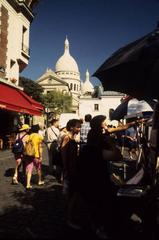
[55,38,79,73]
[82,69,94,94]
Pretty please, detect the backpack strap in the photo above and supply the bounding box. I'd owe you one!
[18,133,27,141]
[51,127,58,138]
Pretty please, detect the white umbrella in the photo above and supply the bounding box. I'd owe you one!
[127,99,153,115]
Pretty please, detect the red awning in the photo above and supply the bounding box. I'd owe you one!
[0,83,44,116]
[20,91,44,111]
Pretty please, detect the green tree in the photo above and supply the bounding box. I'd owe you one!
[19,76,44,102]
[43,90,72,115]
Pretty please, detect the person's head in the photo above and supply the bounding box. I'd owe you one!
[85,114,92,123]
[31,124,40,133]
[19,124,30,133]
[90,115,107,132]
[87,115,107,145]
[50,118,59,128]
[66,119,81,134]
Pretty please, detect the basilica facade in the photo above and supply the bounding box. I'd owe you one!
[35,37,94,112]
[35,37,124,120]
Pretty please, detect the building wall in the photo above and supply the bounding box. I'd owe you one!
[42,85,69,94]
[60,77,81,97]
[37,78,70,95]
[0,0,31,85]
[0,4,8,79]
[79,95,123,120]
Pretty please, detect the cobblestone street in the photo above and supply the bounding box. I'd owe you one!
[0,147,82,239]
[0,146,159,240]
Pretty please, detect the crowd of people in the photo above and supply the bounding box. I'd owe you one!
[10,113,149,239]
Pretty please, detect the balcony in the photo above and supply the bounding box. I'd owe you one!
[17,43,30,72]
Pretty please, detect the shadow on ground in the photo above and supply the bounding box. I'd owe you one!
[1,162,159,240]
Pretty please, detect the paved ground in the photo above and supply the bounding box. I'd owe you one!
[0,146,97,240]
[0,145,159,240]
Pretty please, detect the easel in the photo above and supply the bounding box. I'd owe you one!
[121,115,150,181]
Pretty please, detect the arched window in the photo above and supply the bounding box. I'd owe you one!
[74,84,76,91]
[70,83,73,90]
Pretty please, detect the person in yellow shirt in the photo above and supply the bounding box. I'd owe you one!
[25,124,44,189]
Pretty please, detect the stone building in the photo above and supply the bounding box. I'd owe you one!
[0,0,43,148]
[36,37,90,112]
[36,37,124,119]
[0,0,39,84]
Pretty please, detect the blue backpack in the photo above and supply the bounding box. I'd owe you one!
[12,134,26,155]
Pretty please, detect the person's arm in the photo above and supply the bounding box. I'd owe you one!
[107,123,130,133]
[38,135,44,161]
[107,118,146,134]
[126,135,135,141]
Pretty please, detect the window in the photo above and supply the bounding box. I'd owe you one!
[74,84,76,91]
[22,26,29,55]
[48,77,52,83]
[10,59,15,68]
[0,66,5,73]
[70,83,73,90]
[94,104,99,111]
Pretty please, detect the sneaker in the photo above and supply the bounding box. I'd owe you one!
[12,177,19,185]
[38,181,45,186]
[26,185,32,189]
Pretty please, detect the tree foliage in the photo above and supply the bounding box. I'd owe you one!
[19,76,73,115]
[19,76,44,102]
[43,91,73,115]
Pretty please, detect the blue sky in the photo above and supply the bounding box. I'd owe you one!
[22,0,159,86]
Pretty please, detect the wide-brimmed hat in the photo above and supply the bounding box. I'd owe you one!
[19,124,30,132]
